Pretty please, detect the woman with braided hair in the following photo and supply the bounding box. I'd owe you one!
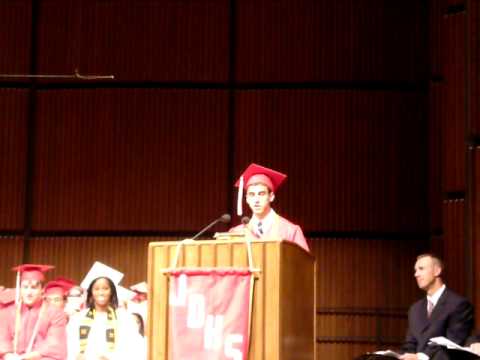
[66,277,145,360]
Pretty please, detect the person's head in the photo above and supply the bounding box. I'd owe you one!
[246,183,275,218]
[13,264,54,307]
[86,277,118,310]
[130,282,148,303]
[132,312,145,337]
[44,278,75,309]
[414,253,444,295]
[236,163,287,219]
[20,279,43,306]
[65,285,85,315]
[44,289,66,308]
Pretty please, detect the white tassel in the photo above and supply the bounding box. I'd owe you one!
[237,176,244,216]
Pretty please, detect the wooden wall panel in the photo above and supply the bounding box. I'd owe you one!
[429,0,447,79]
[236,0,426,82]
[472,148,480,327]
[32,89,229,231]
[27,236,181,287]
[0,236,24,287]
[441,13,466,192]
[0,89,28,231]
[313,237,424,358]
[317,343,378,360]
[235,90,427,233]
[470,0,480,136]
[429,83,443,232]
[0,0,31,77]
[442,200,466,295]
[36,0,229,82]
[314,238,422,309]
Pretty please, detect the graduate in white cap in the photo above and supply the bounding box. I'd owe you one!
[230,163,310,252]
[0,264,67,360]
[66,263,145,360]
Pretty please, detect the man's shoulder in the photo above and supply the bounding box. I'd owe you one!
[410,287,469,309]
[442,288,472,307]
[276,214,300,228]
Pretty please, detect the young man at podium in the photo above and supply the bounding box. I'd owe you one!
[229,163,310,252]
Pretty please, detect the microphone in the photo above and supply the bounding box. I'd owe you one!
[191,214,231,240]
[241,216,250,225]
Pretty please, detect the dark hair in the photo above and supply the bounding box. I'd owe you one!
[416,253,444,271]
[86,277,118,309]
[132,312,145,337]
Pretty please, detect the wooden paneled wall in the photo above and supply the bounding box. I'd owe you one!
[428,0,480,328]
[235,90,427,233]
[442,200,466,295]
[32,89,230,231]
[0,90,28,231]
[313,237,424,358]
[469,0,480,329]
[0,1,436,359]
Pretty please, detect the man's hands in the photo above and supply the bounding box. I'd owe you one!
[399,354,419,360]
[470,343,480,355]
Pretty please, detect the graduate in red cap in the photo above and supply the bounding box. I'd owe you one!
[44,278,76,311]
[0,264,67,360]
[230,163,310,252]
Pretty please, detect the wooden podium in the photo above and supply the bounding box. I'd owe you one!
[147,237,316,360]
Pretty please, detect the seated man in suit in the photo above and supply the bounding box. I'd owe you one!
[400,254,474,360]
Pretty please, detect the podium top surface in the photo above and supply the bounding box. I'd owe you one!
[148,237,313,257]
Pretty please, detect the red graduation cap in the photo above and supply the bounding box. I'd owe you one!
[0,288,16,307]
[235,163,287,192]
[44,277,76,296]
[234,163,287,216]
[12,264,54,282]
[130,282,148,302]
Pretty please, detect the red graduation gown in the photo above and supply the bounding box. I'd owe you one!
[230,212,310,252]
[0,300,67,360]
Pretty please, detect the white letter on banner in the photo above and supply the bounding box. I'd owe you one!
[204,315,224,350]
[169,274,187,307]
[187,294,206,328]
[224,334,244,360]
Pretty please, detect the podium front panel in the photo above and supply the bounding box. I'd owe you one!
[147,239,315,360]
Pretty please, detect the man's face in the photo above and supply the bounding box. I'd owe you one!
[414,256,439,291]
[246,183,274,218]
[20,280,43,306]
[45,293,66,309]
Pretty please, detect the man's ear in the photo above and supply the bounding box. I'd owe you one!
[433,265,442,278]
[269,192,275,203]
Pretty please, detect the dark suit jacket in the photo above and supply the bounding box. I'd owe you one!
[401,288,474,357]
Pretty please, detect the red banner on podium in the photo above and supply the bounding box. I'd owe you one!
[168,268,253,360]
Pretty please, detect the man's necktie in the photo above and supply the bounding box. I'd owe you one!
[427,299,434,318]
[257,221,263,236]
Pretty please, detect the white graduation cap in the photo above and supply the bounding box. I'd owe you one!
[80,261,124,290]
[117,285,136,303]
[130,281,148,294]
